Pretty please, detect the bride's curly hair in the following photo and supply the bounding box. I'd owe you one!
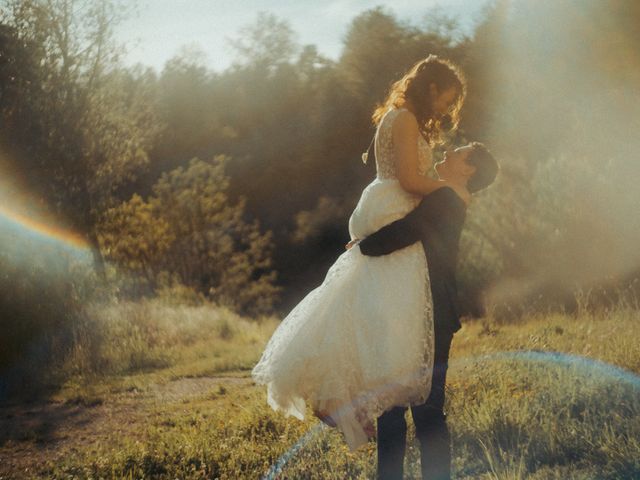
[372,55,466,146]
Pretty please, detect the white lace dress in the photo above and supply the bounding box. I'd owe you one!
[251,107,435,451]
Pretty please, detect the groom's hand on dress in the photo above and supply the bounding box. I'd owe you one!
[345,239,360,250]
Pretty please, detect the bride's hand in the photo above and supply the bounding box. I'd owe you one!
[345,239,360,250]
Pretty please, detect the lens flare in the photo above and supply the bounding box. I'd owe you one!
[0,155,92,261]
[0,204,91,257]
[261,424,330,480]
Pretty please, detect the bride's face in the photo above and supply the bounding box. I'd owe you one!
[430,84,458,116]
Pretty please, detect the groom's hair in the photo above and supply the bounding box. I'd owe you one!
[467,142,499,193]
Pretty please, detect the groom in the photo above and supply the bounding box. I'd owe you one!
[354,142,498,480]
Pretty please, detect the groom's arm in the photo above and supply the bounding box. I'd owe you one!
[358,187,456,256]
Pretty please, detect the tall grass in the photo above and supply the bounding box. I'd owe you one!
[62,298,279,379]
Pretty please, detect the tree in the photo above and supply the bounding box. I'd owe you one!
[227,11,299,72]
[339,7,466,104]
[0,0,162,276]
[99,155,280,316]
[98,193,175,291]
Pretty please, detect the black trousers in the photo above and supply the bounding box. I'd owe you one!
[376,325,455,480]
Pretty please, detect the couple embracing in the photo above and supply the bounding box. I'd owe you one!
[252,55,499,479]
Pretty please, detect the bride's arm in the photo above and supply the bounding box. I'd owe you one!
[392,110,448,196]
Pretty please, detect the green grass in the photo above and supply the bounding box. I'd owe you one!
[0,301,638,479]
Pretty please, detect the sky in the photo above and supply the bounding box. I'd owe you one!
[113,0,488,74]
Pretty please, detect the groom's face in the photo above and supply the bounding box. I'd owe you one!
[438,145,476,184]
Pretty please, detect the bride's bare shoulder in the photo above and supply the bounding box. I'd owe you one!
[391,108,419,138]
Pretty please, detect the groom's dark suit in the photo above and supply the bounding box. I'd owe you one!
[358,186,466,480]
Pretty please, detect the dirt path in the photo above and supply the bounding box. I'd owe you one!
[0,372,253,477]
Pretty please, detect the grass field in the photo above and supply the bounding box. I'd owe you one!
[0,300,638,479]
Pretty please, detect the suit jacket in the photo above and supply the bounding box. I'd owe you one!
[358,187,466,334]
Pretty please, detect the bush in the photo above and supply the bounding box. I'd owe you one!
[99,156,280,316]
[0,237,98,401]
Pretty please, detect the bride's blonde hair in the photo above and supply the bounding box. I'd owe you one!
[372,55,466,146]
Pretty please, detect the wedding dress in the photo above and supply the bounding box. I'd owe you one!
[251,107,435,451]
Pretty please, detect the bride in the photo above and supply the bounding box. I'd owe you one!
[251,55,468,451]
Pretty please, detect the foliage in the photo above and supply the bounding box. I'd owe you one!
[0,230,98,399]
[227,10,299,70]
[99,193,175,287]
[0,0,162,271]
[99,156,280,316]
[339,6,467,102]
